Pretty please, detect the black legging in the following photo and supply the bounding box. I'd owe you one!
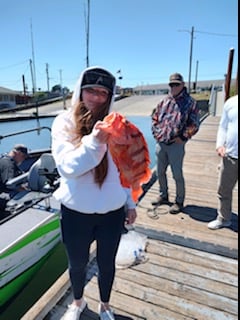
[60,204,125,302]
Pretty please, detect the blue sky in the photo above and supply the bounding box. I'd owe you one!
[0,0,238,92]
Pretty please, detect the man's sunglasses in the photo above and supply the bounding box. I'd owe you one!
[169,83,181,88]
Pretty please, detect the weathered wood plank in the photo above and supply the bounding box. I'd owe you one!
[112,276,237,319]
[116,266,237,315]
[85,278,193,320]
[133,256,237,299]
[147,240,237,274]
[135,116,238,260]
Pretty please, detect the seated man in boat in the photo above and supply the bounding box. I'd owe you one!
[0,144,29,211]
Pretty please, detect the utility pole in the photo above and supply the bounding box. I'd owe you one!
[178,26,194,93]
[22,75,26,96]
[29,59,35,94]
[85,0,90,67]
[194,60,199,92]
[117,69,123,88]
[46,63,50,92]
[59,69,62,89]
[59,69,66,109]
[188,26,194,93]
[224,48,234,101]
[30,19,37,94]
[22,75,27,105]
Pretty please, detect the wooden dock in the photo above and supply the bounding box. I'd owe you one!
[21,116,238,320]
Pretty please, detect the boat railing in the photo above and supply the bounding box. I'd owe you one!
[0,126,51,141]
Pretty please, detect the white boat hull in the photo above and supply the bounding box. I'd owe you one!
[0,199,61,306]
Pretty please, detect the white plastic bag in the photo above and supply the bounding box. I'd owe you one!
[115,230,148,269]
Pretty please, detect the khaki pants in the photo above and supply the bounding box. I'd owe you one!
[217,156,238,221]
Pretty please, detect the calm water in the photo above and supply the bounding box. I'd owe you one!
[0,115,156,320]
[0,116,156,168]
[0,117,54,155]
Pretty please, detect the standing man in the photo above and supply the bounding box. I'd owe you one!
[151,73,200,214]
[208,94,238,229]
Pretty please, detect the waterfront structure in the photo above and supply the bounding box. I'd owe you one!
[133,79,228,95]
[0,87,19,109]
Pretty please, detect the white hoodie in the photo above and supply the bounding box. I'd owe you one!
[51,66,136,213]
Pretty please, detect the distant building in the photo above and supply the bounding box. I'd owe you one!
[0,87,20,110]
[132,79,228,95]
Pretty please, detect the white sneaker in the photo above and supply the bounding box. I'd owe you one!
[98,304,115,320]
[61,299,87,320]
[208,219,231,230]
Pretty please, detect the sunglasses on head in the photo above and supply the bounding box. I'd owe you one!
[169,83,181,88]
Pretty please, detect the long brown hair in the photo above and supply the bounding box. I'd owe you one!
[71,96,111,186]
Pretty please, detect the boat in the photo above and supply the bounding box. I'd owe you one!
[0,126,61,308]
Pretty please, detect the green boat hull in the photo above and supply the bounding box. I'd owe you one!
[0,210,61,307]
[0,252,51,307]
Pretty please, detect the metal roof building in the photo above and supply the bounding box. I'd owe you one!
[132,79,234,95]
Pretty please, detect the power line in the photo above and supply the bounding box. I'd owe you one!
[194,30,237,37]
[178,27,238,93]
[0,60,29,70]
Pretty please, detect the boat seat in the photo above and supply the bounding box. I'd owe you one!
[5,154,59,213]
[5,153,58,192]
[28,153,58,192]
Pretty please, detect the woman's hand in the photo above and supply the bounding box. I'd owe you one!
[93,121,110,143]
[125,208,137,225]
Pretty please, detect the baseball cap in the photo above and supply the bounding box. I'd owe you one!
[81,68,116,94]
[13,144,28,157]
[169,73,184,84]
